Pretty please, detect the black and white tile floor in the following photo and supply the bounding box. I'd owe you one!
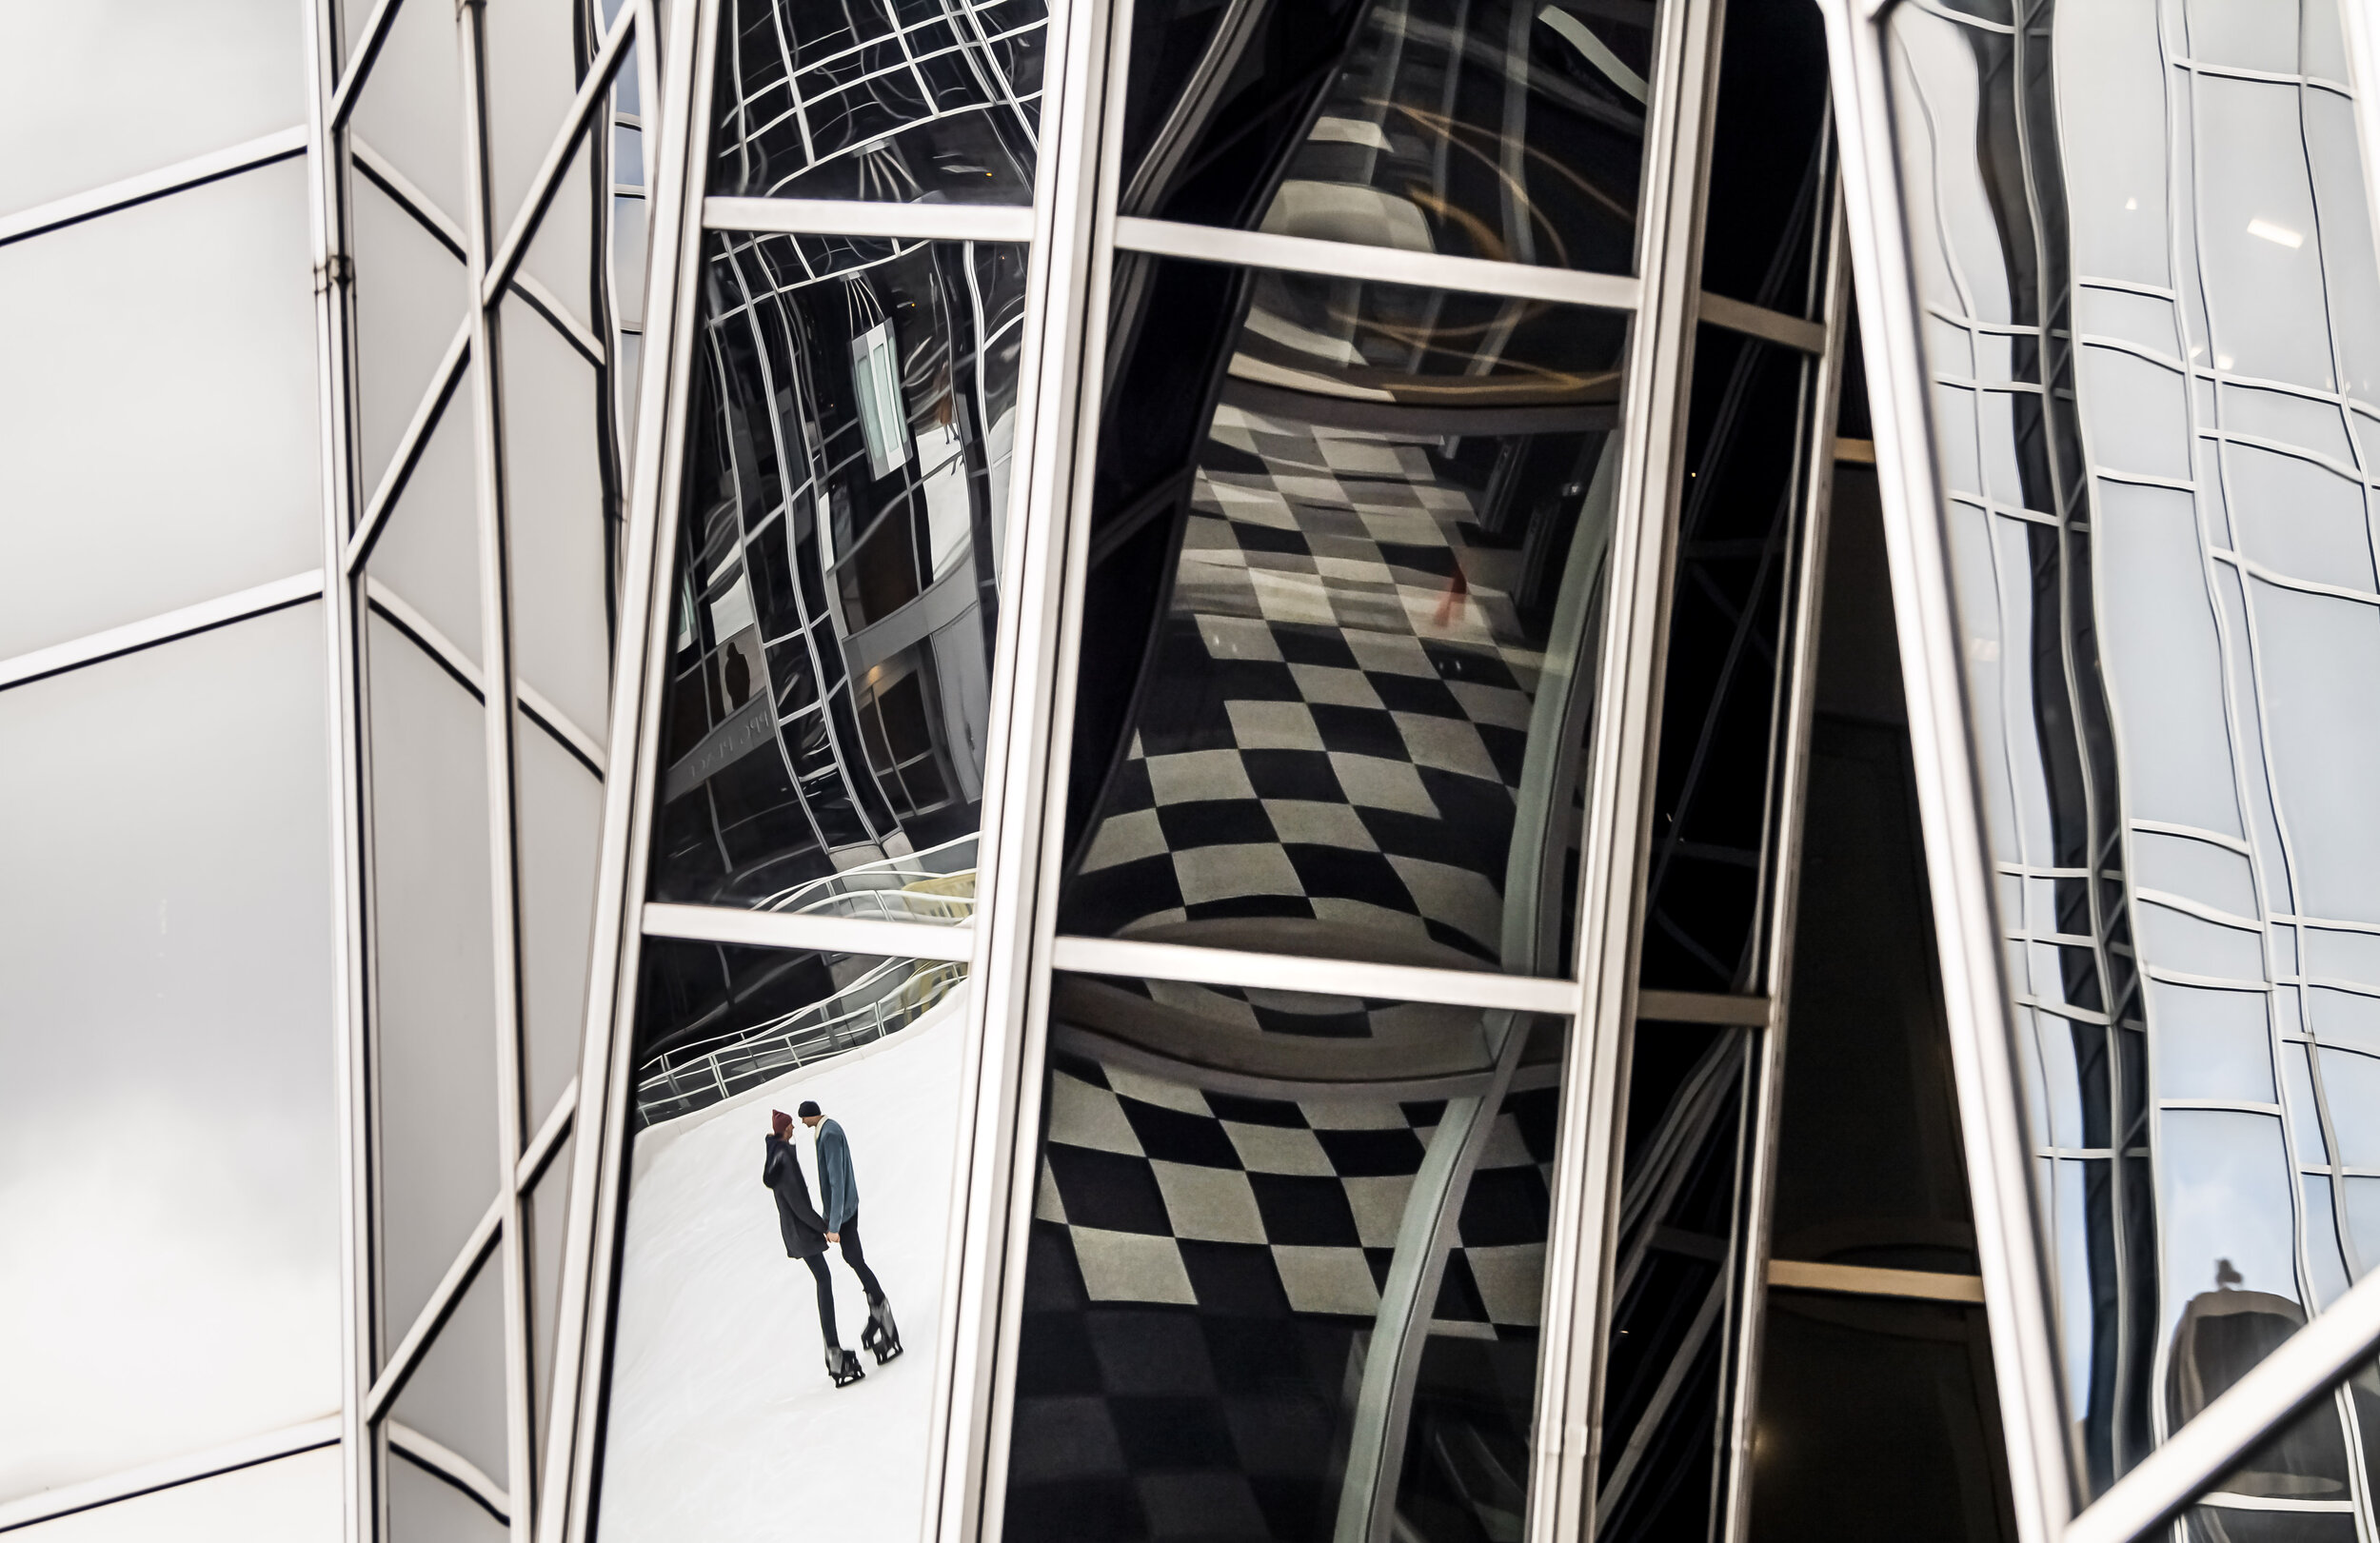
[1065,406,1550,964]
[1004,1048,1559,1541]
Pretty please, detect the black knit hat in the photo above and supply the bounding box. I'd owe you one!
[797,1099,823,1118]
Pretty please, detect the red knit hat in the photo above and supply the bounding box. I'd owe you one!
[770,1109,792,1138]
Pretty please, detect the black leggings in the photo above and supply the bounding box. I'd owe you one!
[802,1210,885,1347]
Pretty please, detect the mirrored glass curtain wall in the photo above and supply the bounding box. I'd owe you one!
[12,0,2380,1539]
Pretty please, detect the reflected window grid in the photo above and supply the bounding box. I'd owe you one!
[1881,0,2380,1523]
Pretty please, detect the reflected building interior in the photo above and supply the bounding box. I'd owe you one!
[15,0,2380,1541]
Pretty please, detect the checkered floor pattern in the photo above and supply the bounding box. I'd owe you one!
[1002,1048,1557,1541]
[1064,406,1550,964]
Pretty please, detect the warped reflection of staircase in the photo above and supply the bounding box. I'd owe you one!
[635,836,979,1126]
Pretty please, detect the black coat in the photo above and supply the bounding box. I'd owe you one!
[763,1135,830,1259]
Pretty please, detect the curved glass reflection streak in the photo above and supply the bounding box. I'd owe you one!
[1883,0,2380,1510]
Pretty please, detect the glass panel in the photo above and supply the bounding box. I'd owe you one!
[596,940,970,1537]
[647,236,1025,907]
[367,367,486,667]
[388,1250,510,1492]
[5,1447,341,1543]
[1593,1021,1751,1533]
[387,1448,508,1543]
[351,167,474,507]
[0,163,320,662]
[0,0,304,218]
[708,0,1047,204]
[366,612,501,1353]
[1748,1295,2015,1542]
[1120,0,1653,272]
[0,608,337,1502]
[1002,973,1567,1542]
[501,292,616,738]
[1879,0,2380,1496]
[1638,326,1821,993]
[1059,257,1628,975]
[347,0,469,228]
[1698,0,1830,317]
[519,706,605,1127]
[481,0,585,244]
[528,1133,576,1457]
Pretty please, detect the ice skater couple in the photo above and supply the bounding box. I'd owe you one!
[763,1099,901,1388]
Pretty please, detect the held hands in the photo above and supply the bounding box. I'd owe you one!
[825,1232,841,1243]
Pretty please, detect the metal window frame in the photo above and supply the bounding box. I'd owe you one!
[535,0,1868,1540]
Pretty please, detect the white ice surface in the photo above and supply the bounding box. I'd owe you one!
[599,987,967,1542]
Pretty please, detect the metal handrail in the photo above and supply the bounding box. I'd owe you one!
[633,957,967,1126]
[754,833,980,915]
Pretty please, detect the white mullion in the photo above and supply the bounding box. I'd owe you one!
[0,126,307,249]
[542,0,716,1536]
[705,193,1037,243]
[453,5,539,1539]
[1113,212,1644,311]
[0,570,325,693]
[1530,0,1725,1533]
[1047,934,1579,1017]
[303,0,373,1537]
[930,0,1128,1533]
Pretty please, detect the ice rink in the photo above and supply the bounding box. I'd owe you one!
[597,986,968,1541]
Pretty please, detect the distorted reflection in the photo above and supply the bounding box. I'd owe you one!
[1121,0,1654,271]
[1059,255,1629,974]
[598,940,969,1540]
[710,0,1046,202]
[651,235,1023,907]
[1885,0,2380,1511]
[1004,974,1566,1542]
[1594,1022,1753,1536]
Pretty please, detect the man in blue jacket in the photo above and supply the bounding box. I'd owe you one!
[798,1099,903,1365]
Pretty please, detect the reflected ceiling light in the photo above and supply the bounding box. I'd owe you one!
[2247,217,2305,248]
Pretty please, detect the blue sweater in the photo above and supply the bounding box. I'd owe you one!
[816,1118,859,1229]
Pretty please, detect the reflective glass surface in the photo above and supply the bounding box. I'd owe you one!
[1121,0,1654,271]
[0,0,305,219]
[0,608,337,1502]
[708,0,1047,203]
[0,162,321,662]
[1748,1295,2015,1542]
[597,940,969,1539]
[648,236,1024,907]
[1003,974,1567,1542]
[1883,0,2380,1498]
[1059,257,1627,974]
[1637,324,1823,994]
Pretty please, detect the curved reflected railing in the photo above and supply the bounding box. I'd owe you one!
[755,832,981,925]
[633,955,967,1126]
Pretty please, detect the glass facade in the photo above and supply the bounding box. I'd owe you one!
[13,0,2380,1540]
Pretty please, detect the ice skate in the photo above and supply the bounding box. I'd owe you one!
[825,1345,866,1388]
[862,1296,902,1364]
